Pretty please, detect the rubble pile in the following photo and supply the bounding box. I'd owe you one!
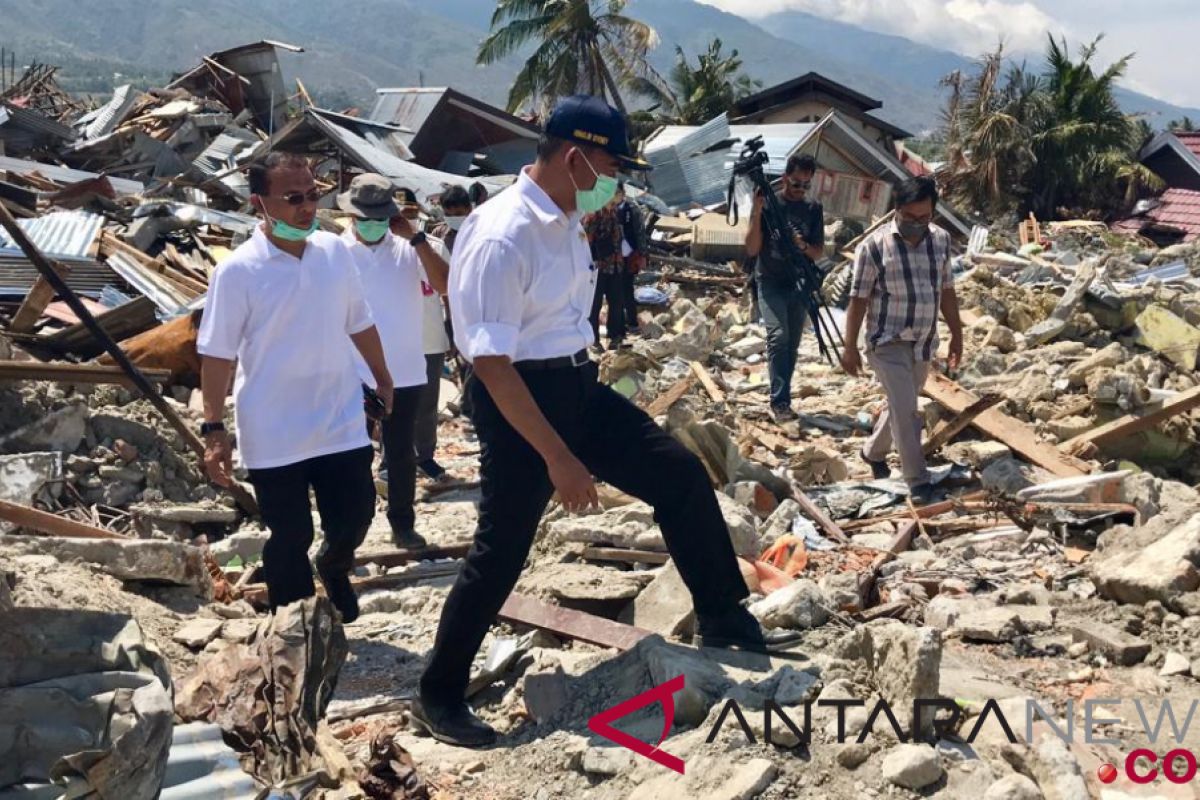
[4,49,1200,800]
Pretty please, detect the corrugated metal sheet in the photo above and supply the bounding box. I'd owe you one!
[368,88,445,140]
[0,255,127,298]
[192,128,259,177]
[161,722,258,800]
[0,210,104,261]
[0,102,77,142]
[76,84,139,141]
[132,201,258,233]
[104,251,193,316]
[0,154,145,196]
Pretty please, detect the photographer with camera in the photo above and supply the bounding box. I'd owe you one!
[744,154,825,423]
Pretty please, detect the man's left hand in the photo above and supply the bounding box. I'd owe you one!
[947,334,963,373]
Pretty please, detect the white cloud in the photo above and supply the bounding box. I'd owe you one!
[695,0,1067,56]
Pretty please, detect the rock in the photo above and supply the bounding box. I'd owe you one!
[1002,583,1053,606]
[713,759,776,800]
[0,400,87,454]
[220,618,258,644]
[1117,474,1200,522]
[773,666,821,706]
[1028,737,1089,800]
[582,747,634,777]
[715,491,761,558]
[984,325,1018,353]
[981,457,1054,495]
[1065,342,1124,387]
[549,502,663,551]
[542,563,643,603]
[984,773,1043,800]
[209,529,270,565]
[834,620,942,736]
[1066,642,1088,658]
[0,452,63,532]
[639,637,731,727]
[1089,515,1200,607]
[837,743,874,770]
[819,572,863,612]
[954,606,1056,643]
[173,618,224,649]
[747,579,829,630]
[0,534,209,588]
[760,500,801,546]
[882,744,943,790]
[1066,621,1150,666]
[726,336,767,359]
[524,668,569,722]
[924,596,996,631]
[627,561,695,638]
[1160,651,1191,677]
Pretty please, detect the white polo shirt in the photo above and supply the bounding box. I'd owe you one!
[197,228,374,470]
[448,169,596,363]
[340,228,428,389]
[420,237,451,356]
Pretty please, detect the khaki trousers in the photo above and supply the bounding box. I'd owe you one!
[865,341,930,486]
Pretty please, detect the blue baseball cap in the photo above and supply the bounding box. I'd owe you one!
[545,94,651,171]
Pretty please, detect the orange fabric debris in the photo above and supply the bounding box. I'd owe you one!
[760,534,810,576]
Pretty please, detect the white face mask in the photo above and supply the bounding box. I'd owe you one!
[445,215,467,231]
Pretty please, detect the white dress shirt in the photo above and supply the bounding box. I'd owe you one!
[420,237,451,356]
[197,228,373,470]
[340,228,427,389]
[448,169,597,363]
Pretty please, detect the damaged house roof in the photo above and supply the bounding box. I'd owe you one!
[732,71,913,143]
[1114,188,1200,243]
[368,87,540,176]
[1139,131,1200,193]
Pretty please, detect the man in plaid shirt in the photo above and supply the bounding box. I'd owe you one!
[842,176,963,504]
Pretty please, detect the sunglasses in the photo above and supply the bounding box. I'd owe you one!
[276,189,322,206]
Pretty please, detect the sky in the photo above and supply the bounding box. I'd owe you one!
[694,0,1200,110]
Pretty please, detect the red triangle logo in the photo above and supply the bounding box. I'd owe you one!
[588,674,686,774]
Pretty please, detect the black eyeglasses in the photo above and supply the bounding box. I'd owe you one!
[277,189,322,206]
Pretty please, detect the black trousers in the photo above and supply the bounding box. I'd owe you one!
[380,385,425,532]
[621,261,639,330]
[589,270,626,343]
[419,362,749,705]
[414,354,444,463]
[247,445,375,610]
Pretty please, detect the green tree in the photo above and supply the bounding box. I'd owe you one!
[938,36,1162,219]
[629,38,761,125]
[477,0,660,115]
[1168,116,1197,132]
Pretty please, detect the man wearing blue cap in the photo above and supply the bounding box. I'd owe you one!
[411,95,801,748]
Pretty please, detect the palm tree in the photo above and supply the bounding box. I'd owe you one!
[630,38,761,125]
[477,0,660,115]
[1168,116,1197,132]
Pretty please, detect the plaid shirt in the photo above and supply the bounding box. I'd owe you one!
[850,220,953,361]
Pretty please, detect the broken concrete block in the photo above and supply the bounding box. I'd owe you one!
[712,759,776,800]
[581,746,634,777]
[208,529,270,565]
[983,324,1018,353]
[542,563,643,604]
[837,743,874,770]
[1066,621,1150,666]
[773,666,821,706]
[132,502,239,525]
[0,535,209,588]
[524,667,569,722]
[0,452,63,532]
[834,621,942,736]
[1135,304,1200,371]
[1028,737,1089,800]
[953,606,1055,643]
[725,336,767,359]
[1065,341,1124,387]
[943,441,1011,470]
[638,637,731,727]
[173,618,224,649]
[626,561,694,638]
[747,579,829,630]
[715,491,761,558]
[1160,651,1191,677]
[882,744,943,790]
[981,457,1054,495]
[1088,515,1200,607]
[818,572,862,613]
[924,595,996,630]
[983,773,1042,800]
[0,400,87,455]
[548,502,662,551]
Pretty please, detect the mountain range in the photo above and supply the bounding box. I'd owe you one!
[1,0,1196,135]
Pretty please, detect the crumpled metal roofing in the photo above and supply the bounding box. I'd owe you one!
[74,84,139,142]
[0,102,77,142]
[160,722,259,800]
[0,210,104,261]
[192,128,259,178]
[0,154,145,196]
[0,255,125,299]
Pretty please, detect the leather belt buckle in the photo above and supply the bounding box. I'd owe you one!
[570,350,589,368]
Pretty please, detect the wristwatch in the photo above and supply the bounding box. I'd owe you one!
[410,231,428,248]
[200,421,226,436]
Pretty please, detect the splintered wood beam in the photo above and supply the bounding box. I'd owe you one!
[498,593,653,651]
[10,264,72,333]
[791,485,849,544]
[0,361,172,386]
[644,373,695,418]
[1062,386,1200,455]
[690,361,726,403]
[922,372,1090,478]
[922,393,1004,456]
[0,499,127,539]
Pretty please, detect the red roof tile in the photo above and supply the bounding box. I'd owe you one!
[1114,188,1200,242]
[1177,132,1200,160]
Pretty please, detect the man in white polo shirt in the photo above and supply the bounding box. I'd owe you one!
[338,176,449,548]
[411,96,802,748]
[198,152,394,624]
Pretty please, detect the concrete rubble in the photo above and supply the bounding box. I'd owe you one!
[3,43,1200,800]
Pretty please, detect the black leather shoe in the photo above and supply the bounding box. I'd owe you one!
[909,483,936,506]
[861,449,891,480]
[320,575,359,624]
[694,606,804,653]
[409,698,497,748]
[391,528,428,549]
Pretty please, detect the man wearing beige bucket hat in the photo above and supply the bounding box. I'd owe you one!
[338,173,450,550]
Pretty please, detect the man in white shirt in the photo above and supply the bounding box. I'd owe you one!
[411,96,802,748]
[198,152,393,624]
[338,176,450,548]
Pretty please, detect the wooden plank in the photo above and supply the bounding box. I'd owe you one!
[0,499,127,539]
[10,263,71,333]
[1061,386,1200,454]
[644,373,695,418]
[0,361,171,386]
[498,592,653,651]
[690,361,726,403]
[922,393,1004,456]
[791,486,849,544]
[580,547,670,566]
[353,543,470,569]
[922,372,1090,478]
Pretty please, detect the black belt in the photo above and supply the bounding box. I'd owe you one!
[513,349,592,371]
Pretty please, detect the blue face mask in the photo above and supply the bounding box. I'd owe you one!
[355,218,390,243]
[570,150,619,214]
